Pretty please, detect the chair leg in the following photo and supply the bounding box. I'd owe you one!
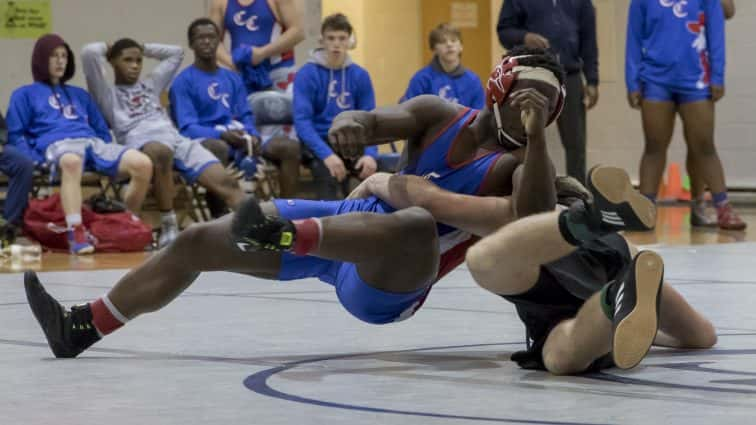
[190,183,210,222]
[102,178,123,201]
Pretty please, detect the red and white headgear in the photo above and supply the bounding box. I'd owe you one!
[486,54,566,149]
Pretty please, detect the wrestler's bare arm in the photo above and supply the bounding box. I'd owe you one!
[349,173,515,237]
[328,95,457,156]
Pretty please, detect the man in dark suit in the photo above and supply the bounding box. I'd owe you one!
[497,0,599,184]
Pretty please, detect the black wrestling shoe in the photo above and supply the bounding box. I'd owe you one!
[586,165,656,231]
[608,250,664,370]
[24,271,100,358]
[230,197,296,252]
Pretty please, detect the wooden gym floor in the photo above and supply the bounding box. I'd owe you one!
[3,204,754,273]
[2,203,756,424]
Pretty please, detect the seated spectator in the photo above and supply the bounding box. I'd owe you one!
[81,38,246,247]
[0,110,34,244]
[6,34,152,254]
[294,13,378,199]
[401,23,484,109]
[170,18,300,205]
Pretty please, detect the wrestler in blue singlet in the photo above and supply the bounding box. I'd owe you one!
[224,0,295,71]
[273,107,504,324]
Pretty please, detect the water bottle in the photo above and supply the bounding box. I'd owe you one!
[239,156,258,180]
[8,244,42,263]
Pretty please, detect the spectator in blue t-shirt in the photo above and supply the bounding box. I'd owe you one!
[171,18,300,206]
[402,23,484,109]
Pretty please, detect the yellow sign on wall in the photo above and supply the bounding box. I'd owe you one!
[0,0,51,39]
[450,2,478,29]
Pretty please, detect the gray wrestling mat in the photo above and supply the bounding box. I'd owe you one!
[1,243,755,424]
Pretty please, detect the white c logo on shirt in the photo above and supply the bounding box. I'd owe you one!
[62,105,79,120]
[438,85,459,104]
[659,0,688,18]
[328,80,352,109]
[336,92,351,109]
[208,82,231,109]
[233,11,260,31]
[48,94,79,119]
[328,80,338,98]
[673,1,688,18]
[48,94,61,109]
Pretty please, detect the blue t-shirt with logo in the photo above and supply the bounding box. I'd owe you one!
[169,65,259,139]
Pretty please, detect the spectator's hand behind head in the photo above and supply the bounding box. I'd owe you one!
[711,85,725,102]
[627,91,642,110]
[524,33,550,50]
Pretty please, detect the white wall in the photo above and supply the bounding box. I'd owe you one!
[0,0,319,112]
[0,0,205,109]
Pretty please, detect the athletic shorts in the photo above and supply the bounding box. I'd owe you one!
[45,137,131,178]
[272,197,431,325]
[129,136,219,184]
[502,233,632,371]
[641,80,711,104]
[247,67,297,146]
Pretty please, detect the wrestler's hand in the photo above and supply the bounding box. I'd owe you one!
[347,172,392,200]
[511,88,549,137]
[328,116,367,160]
[354,155,378,179]
[346,175,374,199]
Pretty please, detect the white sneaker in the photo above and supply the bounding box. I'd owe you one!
[690,200,717,227]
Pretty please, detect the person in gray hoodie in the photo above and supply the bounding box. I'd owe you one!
[81,39,247,248]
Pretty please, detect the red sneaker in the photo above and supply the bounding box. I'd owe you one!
[717,203,747,231]
[67,224,95,255]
